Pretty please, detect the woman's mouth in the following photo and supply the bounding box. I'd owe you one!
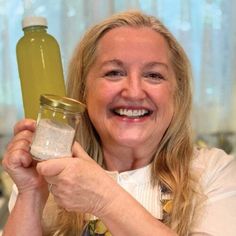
[112,108,152,118]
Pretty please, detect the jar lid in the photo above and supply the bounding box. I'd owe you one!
[40,94,86,113]
[22,16,48,29]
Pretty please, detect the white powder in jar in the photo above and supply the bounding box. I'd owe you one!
[30,118,75,161]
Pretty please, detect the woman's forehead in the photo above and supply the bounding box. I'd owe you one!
[95,26,172,65]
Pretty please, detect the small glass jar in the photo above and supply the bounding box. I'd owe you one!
[30,94,86,161]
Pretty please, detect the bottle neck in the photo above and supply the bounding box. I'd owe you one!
[23,25,47,34]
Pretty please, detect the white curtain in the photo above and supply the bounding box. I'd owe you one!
[0,0,236,153]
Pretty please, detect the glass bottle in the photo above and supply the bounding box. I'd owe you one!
[16,16,66,120]
[30,94,86,161]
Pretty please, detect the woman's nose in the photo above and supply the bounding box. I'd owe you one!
[121,74,146,100]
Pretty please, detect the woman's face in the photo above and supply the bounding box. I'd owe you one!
[86,26,176,152]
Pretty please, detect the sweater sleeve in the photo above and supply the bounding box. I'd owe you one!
[190,148,236,236]
[8,184,18,212]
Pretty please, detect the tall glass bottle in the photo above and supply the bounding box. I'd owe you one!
[16,16,66,119]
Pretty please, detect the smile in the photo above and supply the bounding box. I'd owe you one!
[113,108,152,118]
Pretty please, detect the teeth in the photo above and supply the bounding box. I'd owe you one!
[114,109,149,117]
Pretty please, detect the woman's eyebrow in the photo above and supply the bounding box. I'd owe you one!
[100,59,169,71]
[144,61,169,71]
[101,59,124,67]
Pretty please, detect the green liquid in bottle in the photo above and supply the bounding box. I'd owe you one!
[16,17,66,119]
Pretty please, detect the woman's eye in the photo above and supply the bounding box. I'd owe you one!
[144,72,165,82]
[104,70,125,78]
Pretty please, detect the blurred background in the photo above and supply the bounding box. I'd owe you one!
[0,0,236,231]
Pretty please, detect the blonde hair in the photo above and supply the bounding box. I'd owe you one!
[45,10,198,236]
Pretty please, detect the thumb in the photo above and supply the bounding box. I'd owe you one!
[36,158,69,177]
[72,141,90,160]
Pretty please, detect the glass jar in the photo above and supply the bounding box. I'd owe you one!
[30,94,86,161]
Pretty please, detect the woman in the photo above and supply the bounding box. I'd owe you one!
[2,11,236,236]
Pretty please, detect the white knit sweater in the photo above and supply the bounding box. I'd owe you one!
[8,148,236,235]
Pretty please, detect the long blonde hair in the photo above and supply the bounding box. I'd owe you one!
[45,10,198,236]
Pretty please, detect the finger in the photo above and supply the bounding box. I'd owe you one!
[6,129,34,151]
[36,158,69,177]
[72,141,90,160]
[2,149,33,171]
[12,129,34,143]
[7,138,31,153]
[13,119,36,135]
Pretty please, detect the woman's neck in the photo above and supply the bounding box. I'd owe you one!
[102,145,155,172]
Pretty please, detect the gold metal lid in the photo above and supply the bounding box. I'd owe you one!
[40,94,86,113]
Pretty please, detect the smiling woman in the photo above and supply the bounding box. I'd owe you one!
[2,10,236,236]
[85,26,175,169]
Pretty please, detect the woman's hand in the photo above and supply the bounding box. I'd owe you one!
[36,141,118,217]
[37,142,177,236]
[2,119,48,195]
[2,119,50,236]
